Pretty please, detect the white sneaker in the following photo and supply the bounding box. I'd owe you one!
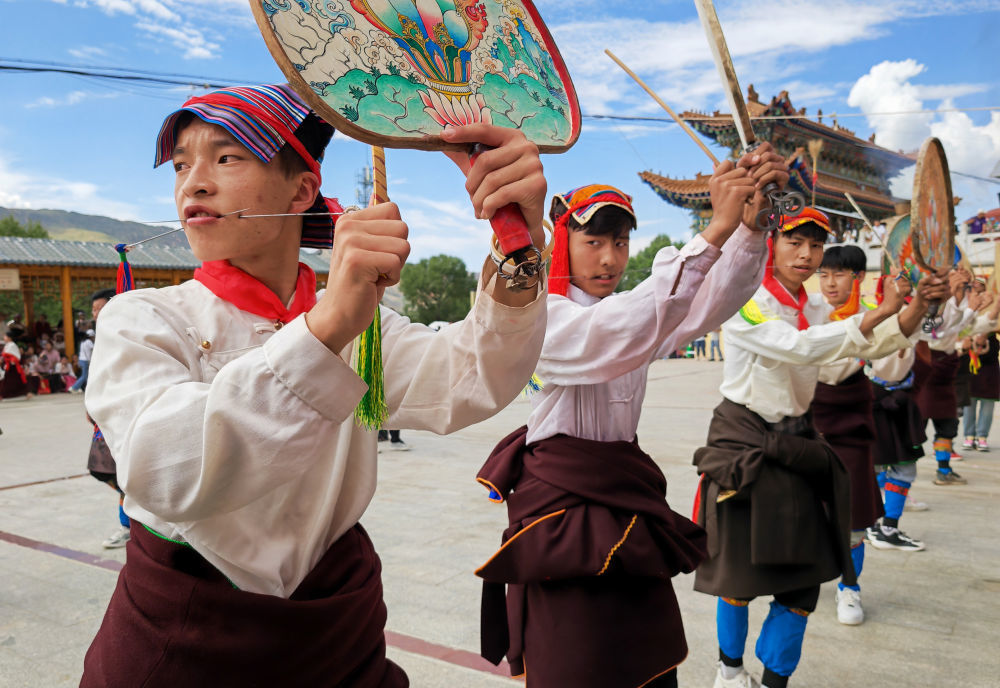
[713,662,761,688]
[387,440,410,451]
[904,496,929,511]
[836,588,864,625]
[102,526,131,549]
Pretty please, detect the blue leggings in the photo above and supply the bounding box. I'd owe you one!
[717,586,819,678]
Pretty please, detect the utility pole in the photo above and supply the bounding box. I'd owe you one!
[355,162,373,207]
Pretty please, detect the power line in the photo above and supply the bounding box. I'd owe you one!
[4,58,998,184]
[0,57,254,87]
[5,58,997,123]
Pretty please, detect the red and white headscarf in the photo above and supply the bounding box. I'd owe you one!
[548,184,635,297]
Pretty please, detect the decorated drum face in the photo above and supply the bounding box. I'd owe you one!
[882,214,925,283]
[910,137,955,274]
[252,0,581,152]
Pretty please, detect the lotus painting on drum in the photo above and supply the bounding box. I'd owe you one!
[254,0,580,152]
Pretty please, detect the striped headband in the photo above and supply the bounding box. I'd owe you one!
[153,83,339,249]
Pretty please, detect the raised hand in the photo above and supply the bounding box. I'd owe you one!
[879,274,910,313]
[702,160,757,247]
[306,203,410,354]
[441,124,547,250]
[735,142,791,231]
[948,267,972,301]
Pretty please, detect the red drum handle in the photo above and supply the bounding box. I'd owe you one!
[469,144,534,256]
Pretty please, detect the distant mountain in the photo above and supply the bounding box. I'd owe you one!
[0,206,187,248]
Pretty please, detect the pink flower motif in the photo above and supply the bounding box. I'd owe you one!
[419,89,493,127]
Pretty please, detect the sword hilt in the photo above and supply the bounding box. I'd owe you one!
[744,142,805,231]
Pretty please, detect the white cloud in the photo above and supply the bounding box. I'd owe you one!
[67,45,109,60]
[554,1,996,117]
[390,192,491,264]
[847,59,932,152]
[849,60,1000,169]
[25,90,119,109]
[135,20,220,59]
[0,150,139,219]
[852,59,1000,214]
[51,0,243,59]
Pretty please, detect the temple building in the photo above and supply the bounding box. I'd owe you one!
[640,87,915,239]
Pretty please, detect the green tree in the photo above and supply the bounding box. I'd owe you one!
[399,254,477,324]
[616,234,686,292]
[0,216,49,238]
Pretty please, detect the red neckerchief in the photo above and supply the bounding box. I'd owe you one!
[763,235,809,330]
[194,260,317,323]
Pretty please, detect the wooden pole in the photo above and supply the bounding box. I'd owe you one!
[22,284,34,338]
[807,138,823,207]
[372,146,388,205]
[844,192,899,273]
[605,49,720,166]
[60,265,75,359]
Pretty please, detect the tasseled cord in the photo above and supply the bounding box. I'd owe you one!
[115,243,134,294]
[353,147,389,430]
[969,350,982,375]
[353,308,387,430]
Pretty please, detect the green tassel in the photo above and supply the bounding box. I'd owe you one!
[353,307,387,430]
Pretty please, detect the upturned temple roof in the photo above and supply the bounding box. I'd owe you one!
[679,86,915,175]
[641,87,912,221]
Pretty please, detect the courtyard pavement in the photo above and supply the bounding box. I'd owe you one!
[1,359,997,687]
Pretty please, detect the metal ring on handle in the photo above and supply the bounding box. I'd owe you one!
[495,245,544,291]
[755,186,807,232]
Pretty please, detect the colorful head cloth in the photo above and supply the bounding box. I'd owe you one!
[153,83,343,249]
[547,184,635,297]
[763,207,833,330]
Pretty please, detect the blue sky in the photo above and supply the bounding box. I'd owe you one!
[1,0,999,267]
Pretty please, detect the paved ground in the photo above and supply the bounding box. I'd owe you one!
[1,359,998,687]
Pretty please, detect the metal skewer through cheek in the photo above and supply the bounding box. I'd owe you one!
[124,208,250,250]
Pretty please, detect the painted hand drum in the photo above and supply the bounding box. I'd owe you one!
[882,138,956,282]
[910,137,955,275]
[251,0,581,153]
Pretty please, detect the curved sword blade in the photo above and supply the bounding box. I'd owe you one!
[693,0,756,151]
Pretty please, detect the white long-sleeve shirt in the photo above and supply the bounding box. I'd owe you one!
[922,297,975,351]
[526,224,768,444]
[866,296,998,385]
[721,286,910,422]
[86,271,545,597]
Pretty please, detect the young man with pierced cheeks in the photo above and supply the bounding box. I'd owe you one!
[81,84,549,687]
[476,145,791,688]
[810,246,949,626]
[692,209,918,688]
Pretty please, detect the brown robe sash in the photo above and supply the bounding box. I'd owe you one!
[812,370,884,530]
[913,349,959,420]
[81,522,407,688]
[476,426,706,688]
[692,399,855,599]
